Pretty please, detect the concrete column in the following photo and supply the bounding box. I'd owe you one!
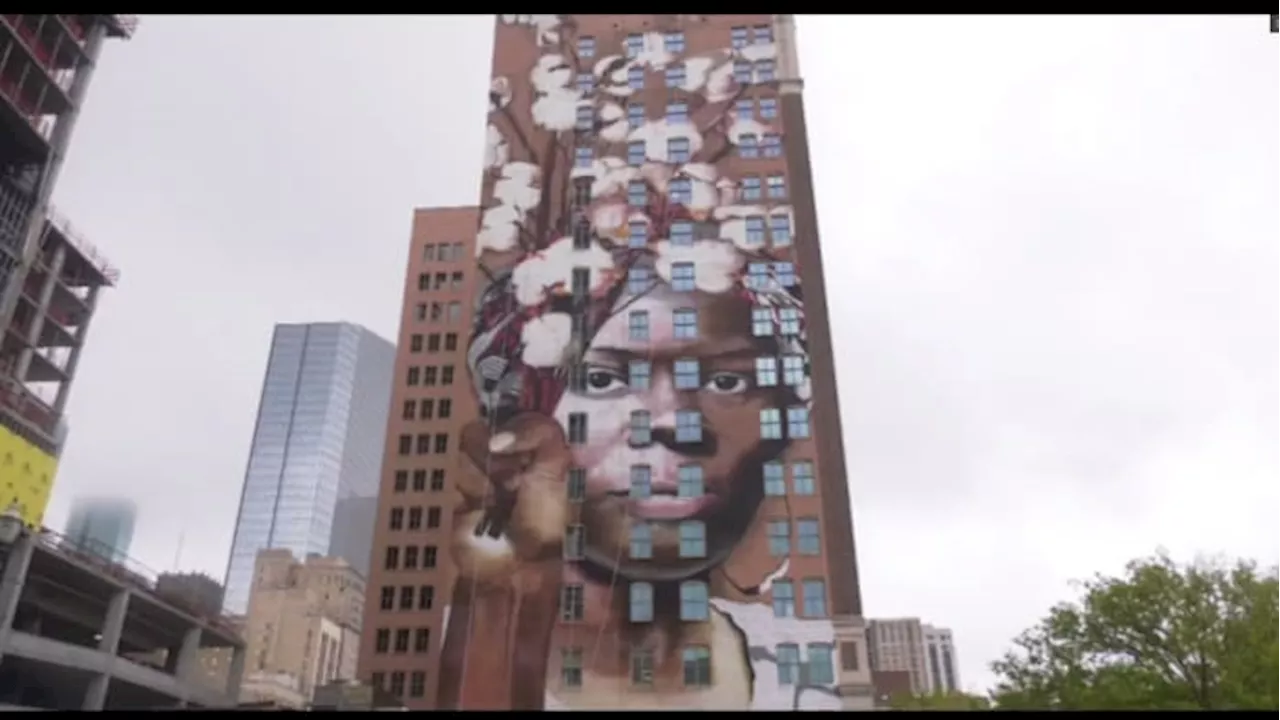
[98,588,129,655]
[226,644,246,701]
[52,283,100,416]
[82,674,110,710]
[0,533,36,664]
[173,626,203,681]
[13,242,65,381]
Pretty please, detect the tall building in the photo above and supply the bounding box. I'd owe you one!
[359,14,871,710]
[866,618,960,696]
[0,15,134,527]
[60,495,135,561]
[222,322,395,614]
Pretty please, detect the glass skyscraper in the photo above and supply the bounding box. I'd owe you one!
[222,322,395,614]
[63,496,137,562]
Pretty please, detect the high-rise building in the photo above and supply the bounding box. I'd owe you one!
[222,322,395,614]
[866,618,961,696]
[922,624,959,695]
[359,15,871,710]
[61,495,135,561]
[0,15,134,527]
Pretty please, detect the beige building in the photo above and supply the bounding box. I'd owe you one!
[866,618,960,696]
[224,549,364,708]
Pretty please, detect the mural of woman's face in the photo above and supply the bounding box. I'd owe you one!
[553,282,792,580]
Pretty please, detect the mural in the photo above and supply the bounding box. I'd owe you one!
[438,15,838,710]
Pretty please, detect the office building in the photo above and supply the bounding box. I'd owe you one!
[222,322,395,614]
[359,15,871,710]
[0,15,133,527]
[61,495,136,561]
[922,624,959,695]
[866,618,960,696]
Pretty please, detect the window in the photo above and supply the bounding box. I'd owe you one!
[434,433,449,453]
[630,581,654,622]
[417,273,431,291]
[627,220,648,248]
[808,643,835,684]
[733,60,752,84]
[673,308,698,339]
[669,177,692,204]
[787,406,811,438]
[438,399,452,419]
[683,646,712,687]
[423,366,438,385]
[744,262,768,290]
[770,213,792,245]
[768,520,791,556]
[575,104,594,131]
[577,35,595,58]
[678,464,704,498]
[679,520,706,558]
[628,310,650,341]
[407,507,421,530]
[772,579,796,617]
[429,302,443,323]
[411,469,425,491]
[775,262,797,287]
[666,101,689,123]
[428,333,442,352]
[406,367,420,386]
[564,524,585,560]
[670,221,694,246]
[763,460,786,496]
[802,579,828,618]
[734,99,753,119]
[756,59,775,82]
[441,365,455,385]
[576,73,594,93]
[630,465,652,498]
[389,671,406,696]
[423,244,436,262]
[444,332,458,351]
[625,33,644,58]
[375,628,390,653]
[680,580,710,621]
[415,433,430,455]
[628,102,645,127]
[414,627,431,653]
[767,172,785,197]
[404,546,419,569]
[760,97,779,119]
[380,586,395,610]
[668,137,691,163]
[739,134,760,159]
[631,647,655,686]
[672,357,700,390]
[418,585,435,610]
[561,584,585,622]
[574,145,593,169]
[751,307,773,336]
[409,671,426,698]
[777,644,801,685]
[629,359,651,390]
[627,180,647,207]
[797,518,821,555]
[760,408,783,440]
[627,140,646,166]
[414,303,426,321]
[630,410,651,445]
[568,412,588,444]
[745,215,766,245]
[628,267,652,295]
[663,31,685,53]
[562,648,584,687]
[756,356,779,387]
[395,629,410,653]
[763,132,783,158]
[409,334,423,353]
[430,469,445,491]
[424,545,438,568]
[730,26,749,49]
[665,63,686,88]
[782,355,805,387]
[840,642,861,672]
[740,176,762,200]
[371,671,386,690]
[627,65,645,89]
[393,470,408,492]
[753,25,774,44]
[779,307,801,335]
[384,546,400,570]
[567,467,587,502]
[670,261,695,292]
[793,461,816,495]
[630,522,653,559]
[676,409,702,443]
[402,400,415,420]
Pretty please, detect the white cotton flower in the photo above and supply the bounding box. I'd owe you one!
[653,239,742,295]
[597,102,629,142]
[704,56,738,102]
[681,56,714,93]
[484,123,509,169]
[489,77,512,112]
[530,54,579,131]
[476,162,541,256]
[714,204,767,250]
[715,178,738,206]
[738,43,777,63]
[677,163,719,217]
[476,204,522,254]
[627,118,704,164]
[499,15,561,46]
[727,116,770,144]
[520,312,574,367]
[511,236,616,307]
[632,32,674,69]
[591,202,628,236]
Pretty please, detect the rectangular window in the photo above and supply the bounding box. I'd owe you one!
[402,400,415,421]
[423,244,436,262]
[447,302,462,323]
[567,467,587,502]
[751,307,774,337]
[628,101,645,127]
[414,627,431,653]
[768,520,790,556]
[409,334,423,353]
[630,465,652,498]
[670,221,694,246]
[777,644,801,686]
[403,545,419,570]
[669,177,692,204]
[375,628,391,653]
[625,33,644,58]
[629,359,651,390]
[772,579,795,617]
[753,25,774,44]
[786,406,811,438]
[444,332,458,351]
[629,310,650,341]
[733,60,752,84]
[808,643,835,684]
[406,367,420,386]
[409,671,426,697]
[756,59,775,82]
[575,104,594,131]
[679,520,707,558]
[627,65,646,91]
[683,646,712,687]
[666,101,689,123]
[782,354,805,386]
[841,641,860,671]
[576,73,594,93]
[564,524,585,560]
[627,140,646,166]
[670,261,695,292]
[760,408,783,440]
[430,469,445,491]
[434,433,448,454]
[775,262,797,287]
[423,545,438,568]
[410,469,424,491]
[426,507,441,529]
[406,507,421,530]
[628,267,652,295]
[734,99,753,119]
[419,585,435,610]
[802,579,828,618]
[631,647,655,686]
[630,410,651,446]
[628,220,648,248]
[630,581,654,622]
[630,522,653,559]
[423,366,438,385]
[379,586,395,610]
[763,460,786,496]
[792,461,816,495]
[663,31,685,53]
[668,137,691,163]
[675,409,702,444]
[763,133,783,158]
[674,358,700,390]
[574,145,593,168]
[680,580,710,621]
[770,213,792,245]
[678,464,704,498]
[394,470,408,492]
[389,671,406,695]
[568,412,588,444]
[756,356,779,387]
[739,134,759,159]
[561,584,585,622]
[797,518,821,555]
[730,26,749,49]
[766,174,786,200]
[779,307,801,335]
[760,97,779,119]
[673,308,698,339]
[577,36,595,58]
[740,176,762,201]
[441,365,455,385]
[427,333,442,353]
[438,399,452,419]
[384,546,400,570]
[416,434,430,455]
[745,215,766,245]
[627,180,647,207]
[562,648,584,687]
[665,64,686,88]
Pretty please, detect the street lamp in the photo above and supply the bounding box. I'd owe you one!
[0,504,24,546]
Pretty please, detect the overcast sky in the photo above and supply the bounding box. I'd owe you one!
[44,15,1277,692]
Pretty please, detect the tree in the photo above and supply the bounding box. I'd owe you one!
[990,552,1278,710]
[890,691,991,710]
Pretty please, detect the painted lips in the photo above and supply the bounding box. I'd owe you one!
[626,493,717,520]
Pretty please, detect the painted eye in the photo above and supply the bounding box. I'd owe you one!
[584,369,627,395]
[704,372,749,395]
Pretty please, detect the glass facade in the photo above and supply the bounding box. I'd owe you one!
[63,497,137,562]
[222,322,394,614]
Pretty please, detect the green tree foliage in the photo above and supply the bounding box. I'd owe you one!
[990,552,1279,710]
[890,691,991,710]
